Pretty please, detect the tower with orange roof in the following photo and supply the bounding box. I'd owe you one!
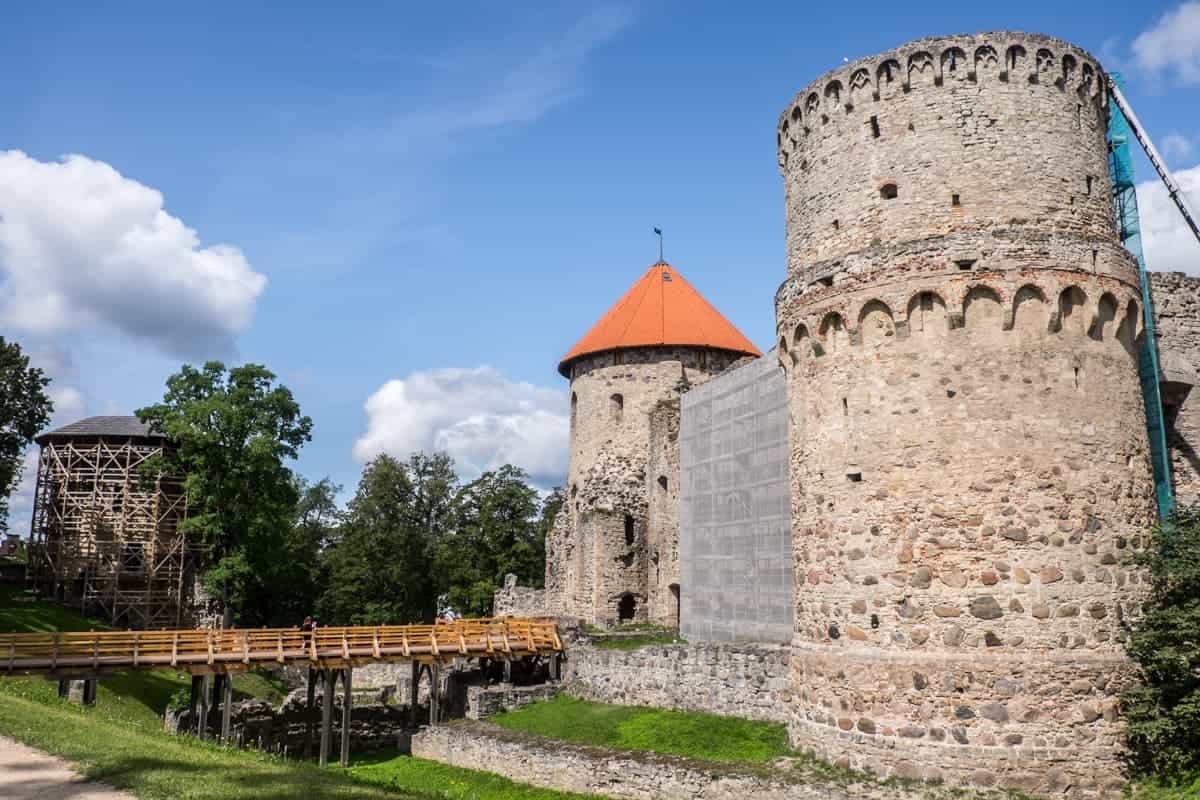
[550,261,760,626]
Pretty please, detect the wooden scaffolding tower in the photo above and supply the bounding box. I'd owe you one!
[27,416,201,629]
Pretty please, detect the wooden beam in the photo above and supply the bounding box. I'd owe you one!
[197,674,211,740]
[339,668,352,768]
[303,668,316,758]
[220,673,234,743]
[408,661,419,729]
[319,668,335,767]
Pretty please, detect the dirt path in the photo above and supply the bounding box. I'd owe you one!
[0,735,135,800]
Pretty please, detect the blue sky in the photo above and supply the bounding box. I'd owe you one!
[3,1,1200,528]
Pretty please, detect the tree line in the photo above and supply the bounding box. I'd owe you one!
[0,343,554,628]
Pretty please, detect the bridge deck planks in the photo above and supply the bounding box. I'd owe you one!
[0,618,561,677]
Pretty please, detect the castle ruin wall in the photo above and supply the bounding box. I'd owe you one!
[1149,271,1200,504]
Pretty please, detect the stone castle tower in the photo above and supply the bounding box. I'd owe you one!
[545,262,759,626]
[774,33,1156,793]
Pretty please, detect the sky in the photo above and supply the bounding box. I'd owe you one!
[3,0,1200,533]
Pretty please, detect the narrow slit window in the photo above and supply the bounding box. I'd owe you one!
[847,471,863,483]
[1086,176,1093,196]
[951,193,961,207]
[832,219,840,231]
[624,514,635,545]
[880,183,898,200]
[610,393,624,424]
[956,259,976,271]
[869,116,880,138]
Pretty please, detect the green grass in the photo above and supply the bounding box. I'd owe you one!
[0,584,104,632]
[1132,772,1200,799]
[490,695,792,763]
[589,633,681,650]
[0,688,420,799]
[0,588,286,727]
[346,752,598,799]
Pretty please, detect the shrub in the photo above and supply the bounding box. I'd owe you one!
[1123,503,1200,775]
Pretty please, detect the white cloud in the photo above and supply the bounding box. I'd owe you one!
[1137,163,1200,275]
[1133,1,1200,85]
[1163,133,1195,164]
[354,367,568,486]
[0,151,267,358]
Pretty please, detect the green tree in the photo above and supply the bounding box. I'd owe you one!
[1124,503,1200,775]
[136,362,312,626]
[439,465,543,617]
[0,337,53,530]
[276,476,341,623]
[319,454,456,625]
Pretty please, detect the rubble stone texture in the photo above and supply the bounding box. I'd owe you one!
[546,346,743,625]
[563,641,791,723]
[773,32,1157,795]
[1149,272,1200,505]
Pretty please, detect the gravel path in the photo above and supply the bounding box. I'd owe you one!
[0,735,135,800]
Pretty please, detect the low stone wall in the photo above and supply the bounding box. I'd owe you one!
[564,641,791,723]
[466,683,558,720]
[411,721,976,800]
[493,573,549,617]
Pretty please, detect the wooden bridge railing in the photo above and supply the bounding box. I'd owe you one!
[0,617,562,676]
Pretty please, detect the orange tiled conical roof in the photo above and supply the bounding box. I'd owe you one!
[558,262,761,376]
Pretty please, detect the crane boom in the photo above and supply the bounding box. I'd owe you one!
[1107,77,1200,246]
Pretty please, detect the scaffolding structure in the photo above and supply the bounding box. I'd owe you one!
[27,417,201,629]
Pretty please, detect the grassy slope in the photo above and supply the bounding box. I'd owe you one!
[0,586,284,728]
[0,587,590,800]
[490,695,792,763]
[347,753,600,800]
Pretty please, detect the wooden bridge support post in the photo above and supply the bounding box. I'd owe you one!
[220,673,234,743]
[429,662,441,726]
[503,659,512,684]
[57,679,69,698]
[339,668,352,768]
[549,653,560,681]
[408,661,419,729]
[197,674,211,740]
[303,668,316,757]
[318,668,335,767]
[82,678,97,706]
[189,675,202,734]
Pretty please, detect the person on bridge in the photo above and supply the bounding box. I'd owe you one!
[301,615,313,647]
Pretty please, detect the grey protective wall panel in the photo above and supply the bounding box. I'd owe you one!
[679,355,792,643]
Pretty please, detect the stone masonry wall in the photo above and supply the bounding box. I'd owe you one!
[646,398,682,625]
[1149,271,1200,504]
[563,641,791,723]
[412,721,1008,800]
[493,573,548,617]
[548,345,742,625]
[774,33,1155,797]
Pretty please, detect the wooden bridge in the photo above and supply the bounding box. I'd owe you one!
[0,617,561,677]
[0,618,563,768]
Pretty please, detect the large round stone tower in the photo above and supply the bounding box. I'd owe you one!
[546,262,759,626]
[774,33,1156,794]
